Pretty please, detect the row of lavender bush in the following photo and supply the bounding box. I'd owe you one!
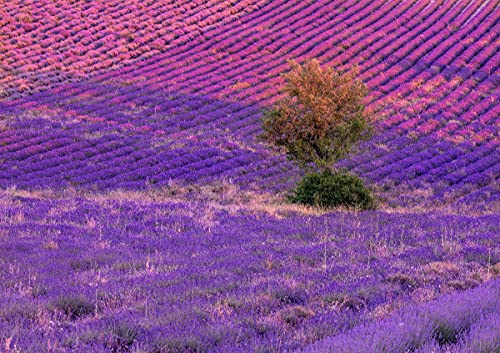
[1,0,498,209]
[1,190,498,352]
[0,0,264,98]
[297,279,499,353]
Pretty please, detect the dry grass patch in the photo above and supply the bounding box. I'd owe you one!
[423,262,460,275]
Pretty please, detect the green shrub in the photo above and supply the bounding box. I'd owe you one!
[432,319,460,346]
[53,295,94,320]
[273,287,308,306]
[290,170,375,210]
[107,323,139,352]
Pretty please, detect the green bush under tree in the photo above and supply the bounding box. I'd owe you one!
[290,170,375,210]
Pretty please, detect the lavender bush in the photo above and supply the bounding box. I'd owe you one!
[298,279,499,353]
[0,189,498,352]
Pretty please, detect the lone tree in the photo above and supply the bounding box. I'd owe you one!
[262,59,375,209]
[262,59,371,171]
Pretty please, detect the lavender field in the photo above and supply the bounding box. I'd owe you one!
[1,0,499,352]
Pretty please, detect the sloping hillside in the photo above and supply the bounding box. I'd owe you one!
[1,0,498,209]
[0,1,499,352]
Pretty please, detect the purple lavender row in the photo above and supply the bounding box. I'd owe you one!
[1,193,498,352]
[297,279,499,353]
[1,0,498,208]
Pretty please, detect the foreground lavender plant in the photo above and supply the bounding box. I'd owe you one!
[297,279,499,353]
[0,190,498,352]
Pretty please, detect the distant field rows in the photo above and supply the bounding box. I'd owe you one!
[0,0,266,97]
[0,0,498,209]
